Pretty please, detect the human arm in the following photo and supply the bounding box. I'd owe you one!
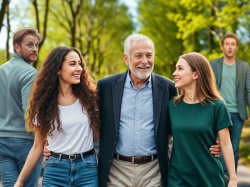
[21,70,36,112]
[218,128,237,187]
[14,129,45,187]
[209,138,221,158]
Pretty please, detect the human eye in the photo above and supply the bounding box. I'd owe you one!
[26,43,34,48]
[147,53,153,58]
[135,54,142,59]
[69,61,76,66]
[176,66,183,71]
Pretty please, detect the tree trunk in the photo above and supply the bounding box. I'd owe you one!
[0,0,9,34]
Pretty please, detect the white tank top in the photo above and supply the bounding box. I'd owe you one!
[47,99,93,154]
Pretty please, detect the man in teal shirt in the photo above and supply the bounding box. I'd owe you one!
[211,33,250,176]
[0,28,42,187]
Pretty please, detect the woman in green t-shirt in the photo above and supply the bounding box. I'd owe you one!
[168,52,237,187]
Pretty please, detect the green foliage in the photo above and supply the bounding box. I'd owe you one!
[0,49,7,65]
[1,0,250,78]
[240,122,250,166]
[1,0,134,77]
[34,0,134,79]
[138,0,250,78]
[138,0,184,77]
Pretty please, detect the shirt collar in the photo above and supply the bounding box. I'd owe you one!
[125,71,152,89]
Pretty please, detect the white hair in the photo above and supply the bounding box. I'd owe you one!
[123,33,155,56]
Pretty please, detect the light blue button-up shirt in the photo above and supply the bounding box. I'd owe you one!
[116,73,156,156]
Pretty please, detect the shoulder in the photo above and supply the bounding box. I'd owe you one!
[152,73,174,85]
[98,72,126,85]
[210,99,224,105]
[0,58,36,79]
[99,73,124,82]
[207,99,227,109]
[152,73,176,95]
[237,59,249,67]
[12,56,37,73]
[168,98,175,107]
[210,57,223,65]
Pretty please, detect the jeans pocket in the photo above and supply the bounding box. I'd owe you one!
[46,156,59,167]
[85,155,98,168]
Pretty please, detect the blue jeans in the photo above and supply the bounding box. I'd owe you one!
[42,154,98,187]
[0,137,42,187]
[220,112,243,174]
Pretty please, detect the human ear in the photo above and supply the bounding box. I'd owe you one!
[14,44,20,53]
[193,71,198,80]
[123,54,129,66]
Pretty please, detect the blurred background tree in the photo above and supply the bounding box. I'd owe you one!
[0,0,134,79]
[0,0,249,77]
[138,0,250,77]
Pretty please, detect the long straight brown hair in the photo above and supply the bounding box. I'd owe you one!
[174,52,222,104]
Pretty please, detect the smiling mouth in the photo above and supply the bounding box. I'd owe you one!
[73,75,81,78]
[138,66,150,69]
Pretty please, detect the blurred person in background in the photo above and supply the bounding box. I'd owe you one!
[0,28,42,187]
[211,33,250,176]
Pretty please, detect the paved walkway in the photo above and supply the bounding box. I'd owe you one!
[238,164,250,187]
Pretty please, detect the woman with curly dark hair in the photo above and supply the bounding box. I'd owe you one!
[14,46,100,187]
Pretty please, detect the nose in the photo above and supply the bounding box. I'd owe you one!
[173,70,177,76]
[141,55,148,64]
[76,64,83,71]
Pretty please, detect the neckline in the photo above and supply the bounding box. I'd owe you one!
[58,98,79,108]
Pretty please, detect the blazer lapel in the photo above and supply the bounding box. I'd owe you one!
[216,58,223,88]
[235,59,240,90]
[112,72,127,135]
[152,74,164,139]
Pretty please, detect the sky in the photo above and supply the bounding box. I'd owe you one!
[0,0,138,49]
[120,0,138,18]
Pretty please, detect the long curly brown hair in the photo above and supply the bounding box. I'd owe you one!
[27,46,100,138]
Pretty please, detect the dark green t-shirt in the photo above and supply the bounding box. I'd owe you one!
[168,99,232,187]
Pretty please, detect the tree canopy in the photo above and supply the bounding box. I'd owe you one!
[0,0,249,78]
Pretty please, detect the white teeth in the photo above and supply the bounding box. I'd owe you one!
[73,75,80,78]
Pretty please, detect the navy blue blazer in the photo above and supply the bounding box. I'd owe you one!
[97,71,177,187]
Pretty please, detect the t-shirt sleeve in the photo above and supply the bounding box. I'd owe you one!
[215,100,233,131]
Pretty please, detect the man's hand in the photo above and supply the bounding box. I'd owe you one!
[43,140,51,159]
[209,139,221,158]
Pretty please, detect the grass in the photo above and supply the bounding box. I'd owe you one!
[239,119,250,167]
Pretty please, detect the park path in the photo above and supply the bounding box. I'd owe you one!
[238,164,250,187]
